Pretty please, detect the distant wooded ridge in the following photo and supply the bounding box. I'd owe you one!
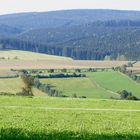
[0,9,140,60]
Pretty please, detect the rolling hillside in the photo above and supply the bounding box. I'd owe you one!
[1,70,140,99]
[0,9,140,60]
[0,9,140,30]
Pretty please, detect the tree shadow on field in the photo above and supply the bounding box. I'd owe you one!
[0,128,140,140]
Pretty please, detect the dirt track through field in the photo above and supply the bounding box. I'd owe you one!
[0,106,140,112]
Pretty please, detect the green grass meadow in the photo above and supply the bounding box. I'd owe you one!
[0,96,140,140]
[87,71,140,98]
[41,71,140,99]
[41,77,117,99]
[0,71,140,139]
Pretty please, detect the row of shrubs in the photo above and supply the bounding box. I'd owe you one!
[115,63,140,83]
[0,92,15,96]
[34,78,87,98]
[17,68,110,76]
[16,69,87,78]
[34,78,63,97]
[0,75,18,78]
[28,68,99,74]
[33,73,86,79]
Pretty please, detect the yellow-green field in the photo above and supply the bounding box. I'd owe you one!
[0,50,129,70]
[0,78,46,96]
[0,50,72,60]
[0,96,140,140]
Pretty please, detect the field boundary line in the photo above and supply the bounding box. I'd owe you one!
[87,76,118,96]
[0,106,140,112]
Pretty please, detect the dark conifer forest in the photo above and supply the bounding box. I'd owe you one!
[0,9,140,60]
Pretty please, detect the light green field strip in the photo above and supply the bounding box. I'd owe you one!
[0,50,72,60]
[1,96,140,110]
[87,71,140,98]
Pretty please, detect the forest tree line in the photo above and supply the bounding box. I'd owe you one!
[1,20,140,60]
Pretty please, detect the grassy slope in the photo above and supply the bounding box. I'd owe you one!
[41,77,118,99]
[41,71,140,99]
[0,96,140,140]
[0,50,72,60]
[1,71,140,99]
[87,71,140,98]
[0,78,46,96]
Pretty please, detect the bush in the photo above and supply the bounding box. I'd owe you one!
[72,93,77,98]
[87,68,97,72]
[118,90,132,99]
[79,96,87,98]
[20,75,34,96]
[33,78,63,97]
[48,69,54,73]
[34,78,41,88]
[0,92,15,96]
[127,62,133,67]
[61,69,67,73]
[118,90,139,100]
[127,95,138,101]
[16,88,33,96]
[75,69,81,73]
[19,69,28,75]
[119,65,127,73]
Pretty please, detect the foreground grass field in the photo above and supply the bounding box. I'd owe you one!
[0,96,140,140]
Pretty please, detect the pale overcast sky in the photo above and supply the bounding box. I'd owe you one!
[0,0,140,15]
